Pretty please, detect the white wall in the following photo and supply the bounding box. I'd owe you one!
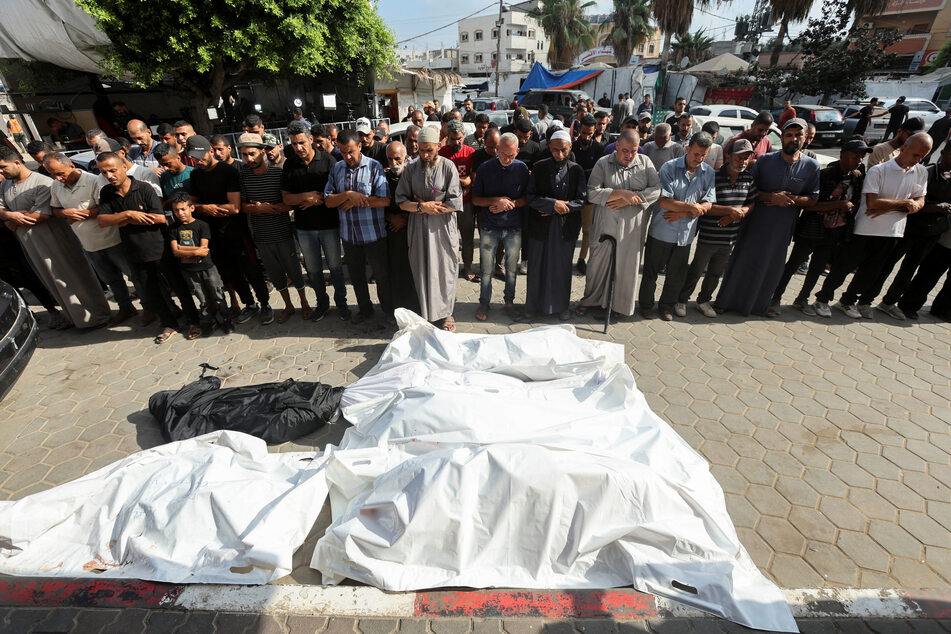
[458,10,549,80]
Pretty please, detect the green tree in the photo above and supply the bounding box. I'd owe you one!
[75,0,396,132]
[528,0,598,69]
[601,0,654,68]
[651,0,692,66]
[767,0,814,68]
[671,29,715,66]
[792,0,901,103]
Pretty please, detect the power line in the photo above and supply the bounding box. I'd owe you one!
[396,1,499,44]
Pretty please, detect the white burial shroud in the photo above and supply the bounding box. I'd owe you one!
[0,431,327,584]
[311,309,797,633]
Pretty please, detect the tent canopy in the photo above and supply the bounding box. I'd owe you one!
[685,53,749,74]
[0,0,107,73]
[519,62,603,92]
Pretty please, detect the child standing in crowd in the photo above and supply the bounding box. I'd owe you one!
[167,192,234,336]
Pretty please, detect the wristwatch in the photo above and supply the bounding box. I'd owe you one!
[417,202,422,213]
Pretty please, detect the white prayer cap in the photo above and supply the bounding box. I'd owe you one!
[550,130,571,144]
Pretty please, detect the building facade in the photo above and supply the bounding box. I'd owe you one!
[861,0,951,70]
[396,47,459,71]
[576,15,663,66]
[457,8,550,78]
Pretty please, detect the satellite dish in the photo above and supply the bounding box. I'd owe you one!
[680,56,690,67]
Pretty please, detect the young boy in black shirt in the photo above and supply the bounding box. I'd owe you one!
[168,192,234,335]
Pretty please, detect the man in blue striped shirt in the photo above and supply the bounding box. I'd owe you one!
[324,129,393,326]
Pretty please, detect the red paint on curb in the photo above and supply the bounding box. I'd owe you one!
[414,590,659,618]
[0,578,183,609]
[903,590,951,619]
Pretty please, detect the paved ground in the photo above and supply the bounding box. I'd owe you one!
[0,243,949,630]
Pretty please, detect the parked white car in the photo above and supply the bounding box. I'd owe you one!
[690,104,761,121]
[693,115,834,168]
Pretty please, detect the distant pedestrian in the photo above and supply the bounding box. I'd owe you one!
[778,99,797,127]
[884,96,910,140]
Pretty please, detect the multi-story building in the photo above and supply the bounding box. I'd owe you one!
[396,47,459,71]
[457,5,550,78]
[859,0,951,70]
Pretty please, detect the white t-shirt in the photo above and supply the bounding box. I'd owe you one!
[854,158,928,238]
[703,143,724,168]
[50,170,120,252]
[96,163,163,198]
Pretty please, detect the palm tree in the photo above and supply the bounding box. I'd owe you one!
[846,0,889,28]
[671,29,715,66]
[528,0,598,70]
[767,0,813,68]
[651,0,718,65]
[601,0,654,68]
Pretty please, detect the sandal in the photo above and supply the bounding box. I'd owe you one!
[154,327,176,344]
[574,305,591,317]
[277,307,296,324]
[185,324,202,340]
[56,319,75,331]
[505,303,523,321]
[475,303,489,321]
[441,315,456,332]
[301,306,313,320]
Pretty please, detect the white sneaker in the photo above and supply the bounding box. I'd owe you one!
[697,302,717,318]
[857,303,874,319]
[875,301,905,320]
[793,298,816,316]
[814,301,832,318]
[674,302,687,317]
[834,301,861,319]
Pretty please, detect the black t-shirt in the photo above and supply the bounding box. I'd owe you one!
[517,140,541,169]
[427,114,440,121]
[171,219,214,271]
[280,150,339,231]
[99,177,166,263]
[385,170,408,218]
[363,141,388,166]
[570,139,605,176]
[471,148,496,176]
[189,160,241,231]
[887,103,909,127]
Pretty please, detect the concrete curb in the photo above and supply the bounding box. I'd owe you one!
[0,579,948,621]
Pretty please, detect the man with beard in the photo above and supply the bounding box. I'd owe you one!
[637,111,653,141]
[769,140,869,315]
[395,126,463,331]
[94,152,179,342]
[127,119,161,173]
[464,113,491,150]
[813,133,931,319]
[575,129,661,319]
[210,135,240,167]
[439,119,476,281]
[189,134,273,325]
[663,97,688,125]
[525,130,587,320]
[324,129,393,327]
[678,140,757,318]
[0,147,112,331]
[173,120,199,167]
[281,120,347,322]
[571,115,605,274]
[593,111,610,145]
[673,114,694,146]
[471,127,500,176]
[472,132,528,322]
[724,112,774,166]
[716,118,820,316]
[639,132,716,321]
[356,117,387,165]
[263,134,285,168]
[384,141,419,312]
[462,98,476,123]
[238,133,311,324]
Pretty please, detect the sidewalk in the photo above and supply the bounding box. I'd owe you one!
[0,259,948,632]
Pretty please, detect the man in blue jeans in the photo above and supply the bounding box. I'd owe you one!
[281,121,349,321]
[471,132,529,321]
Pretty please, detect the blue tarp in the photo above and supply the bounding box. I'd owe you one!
[518,62,603,93]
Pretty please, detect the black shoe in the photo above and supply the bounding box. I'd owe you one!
[311,304,329,322]
[259,305,275,325]
[901,307,919,320]
[351,309,374,326]
[235,304,260,324]
[795,262,808,275]
[383,314,398,328]
[638,306,654,320]
[201,322,217,337]
[576,258,586,274]
[220,320,235,334]
[337,306,352,321]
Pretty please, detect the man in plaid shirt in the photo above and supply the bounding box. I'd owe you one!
[324,129,394,326]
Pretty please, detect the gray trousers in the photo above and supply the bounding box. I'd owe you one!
[257,239,306,292]
[184,266,230,326]
[679,241,734,304]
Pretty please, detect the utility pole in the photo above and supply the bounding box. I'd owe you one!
[494,0,505,97]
